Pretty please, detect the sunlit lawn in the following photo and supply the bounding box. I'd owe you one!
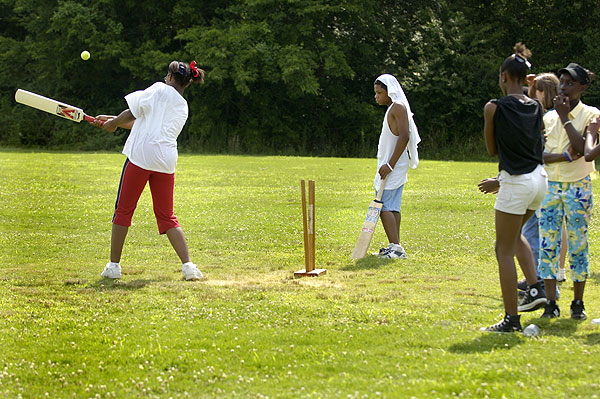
[1,150,600,398]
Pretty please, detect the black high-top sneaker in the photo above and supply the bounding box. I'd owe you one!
[481,314,522,333]
[541,300,560,318]
[570,299,587,320]
[518,282,546,312]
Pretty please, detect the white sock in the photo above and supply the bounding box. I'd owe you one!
[182,262,195,268]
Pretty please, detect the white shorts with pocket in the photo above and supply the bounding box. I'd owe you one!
[495,164,548,215]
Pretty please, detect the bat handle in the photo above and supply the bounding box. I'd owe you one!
[84,114,105,125]
[376,177,387,201]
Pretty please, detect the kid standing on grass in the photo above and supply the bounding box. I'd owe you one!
[94,60,205,281]
[372,74,420,259]
[478,73,560,302]
[481,44,547,333]
[538,63,599,320]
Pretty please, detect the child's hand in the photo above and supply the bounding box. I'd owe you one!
[94,115,117,133]
[478,177,499,194]
[526,74,536,86]
[554,94,571,121]
[567,145,582,161]
[378,164,392,179]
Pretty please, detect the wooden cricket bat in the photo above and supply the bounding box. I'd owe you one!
[15,89,101,124]
[351,177,387,259]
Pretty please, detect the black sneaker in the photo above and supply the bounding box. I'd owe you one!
[571,300,587,320]
[541,300,560,318]
[480,314,522,333]
[517,278,528,291]
[518,284,546,312]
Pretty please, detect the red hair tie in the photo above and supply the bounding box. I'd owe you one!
[190,60,199,78]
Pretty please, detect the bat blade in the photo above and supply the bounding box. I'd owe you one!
[15,89,90,123]
[351,199,384,259]
[351,177,387,259]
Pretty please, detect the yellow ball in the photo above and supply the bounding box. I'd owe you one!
[81,50,90,61]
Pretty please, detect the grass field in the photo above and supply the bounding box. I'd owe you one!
[1,150,600,399]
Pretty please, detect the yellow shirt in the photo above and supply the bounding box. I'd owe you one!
[544,101,600,182]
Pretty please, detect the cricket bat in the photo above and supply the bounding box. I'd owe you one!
[15,89,101,124]
[351,177,387,259]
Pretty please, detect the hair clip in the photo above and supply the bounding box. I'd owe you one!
[513,54,532,69]
[189,60,199,78]
[177,62,187,76]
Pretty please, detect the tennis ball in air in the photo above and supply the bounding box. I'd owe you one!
[81,50,90,61]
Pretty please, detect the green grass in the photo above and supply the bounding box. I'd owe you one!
[1,150,600,398]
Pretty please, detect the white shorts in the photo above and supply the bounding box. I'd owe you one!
[495,164,548,215]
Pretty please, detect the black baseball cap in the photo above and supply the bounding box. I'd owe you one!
[558,63,591,85]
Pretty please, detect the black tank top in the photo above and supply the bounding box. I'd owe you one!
[492,96,543,175]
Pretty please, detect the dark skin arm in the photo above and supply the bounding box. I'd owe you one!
[543,146,582,164]
[554,94,585,154]
[584,117,600,161]
[378,103,410,179]
[93,110,136,132]
[483,101,497,156]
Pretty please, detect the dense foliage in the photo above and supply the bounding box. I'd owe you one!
[2,0,600,157]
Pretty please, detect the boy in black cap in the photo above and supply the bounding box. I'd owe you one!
[538,62,599,320]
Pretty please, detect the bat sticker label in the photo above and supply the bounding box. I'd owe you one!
[364,206,380,223]
[361,227,374,233]
[56,105,77,120]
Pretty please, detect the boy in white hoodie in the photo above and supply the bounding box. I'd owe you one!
[372,74,420,259]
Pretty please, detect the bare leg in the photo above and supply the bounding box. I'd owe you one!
[559,223,568,271]
[495,209,535,315]
[166,227,191,264]
[380,211,401,244]
[110,224,129,263]
[514,232,539,284]
[545,278,557,301]
[573,281,585,301]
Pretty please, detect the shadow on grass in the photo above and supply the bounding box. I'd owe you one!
[581,332,600,345]
[448,333,524,353]
[531,317,581,337]
[585,271,600,284]
[341,256,395,271]
[86,278,155,290]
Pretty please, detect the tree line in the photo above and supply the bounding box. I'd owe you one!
[2,0,600,158]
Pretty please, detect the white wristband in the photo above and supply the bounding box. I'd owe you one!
[563,120,573,128]
[386,162,393,171]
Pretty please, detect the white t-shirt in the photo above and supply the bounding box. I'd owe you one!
[122,82,188,174]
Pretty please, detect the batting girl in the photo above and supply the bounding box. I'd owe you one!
[482,43,547,332]
[95,60,204,281]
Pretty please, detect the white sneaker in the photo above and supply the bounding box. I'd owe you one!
[376,243,394,257]
[378,243,407,259]
[182,262,203,281]
[557,268,566,282]
[101,262,121,279]
[592,318,600,326]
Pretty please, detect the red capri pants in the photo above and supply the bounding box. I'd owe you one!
[113,159,180,234]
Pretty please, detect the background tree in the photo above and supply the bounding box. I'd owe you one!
[1,0,600,158]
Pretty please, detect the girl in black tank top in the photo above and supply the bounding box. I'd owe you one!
[480,43,546,333]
